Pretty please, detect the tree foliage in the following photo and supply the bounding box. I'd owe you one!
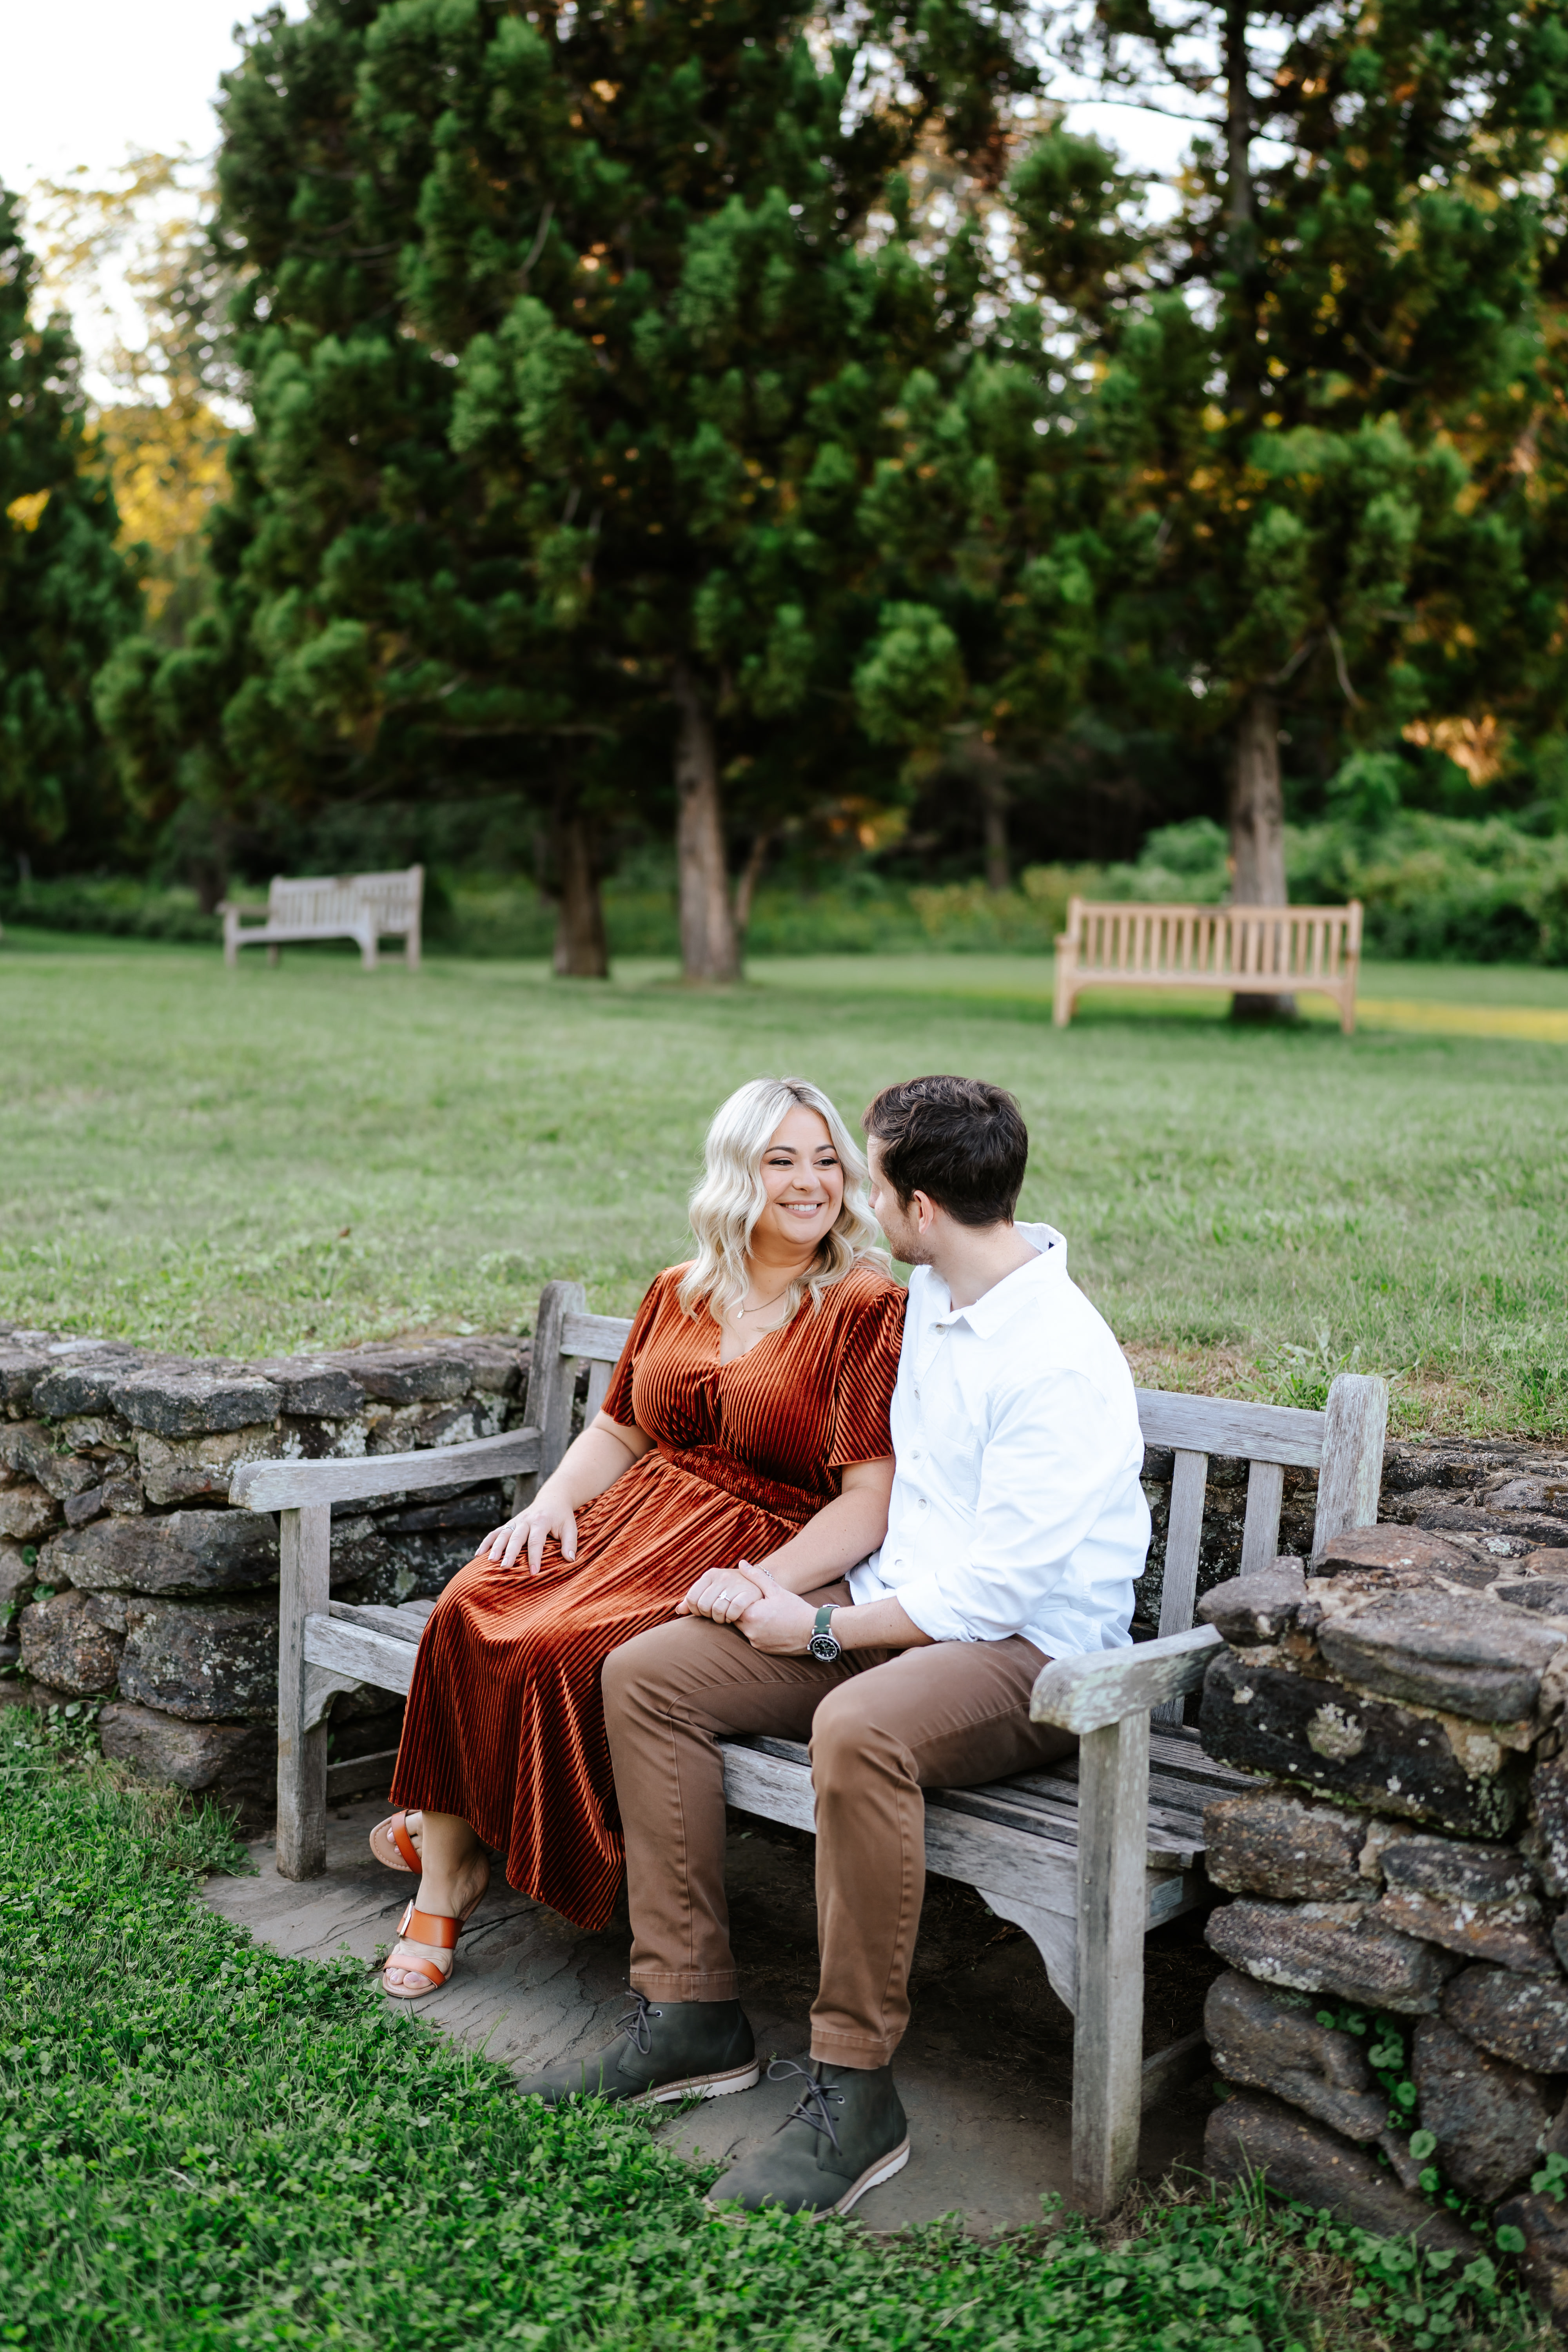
[55,0,1568,946]
[1039,0,1568,911]
[0,190,143,865]
[103,0,1038,975]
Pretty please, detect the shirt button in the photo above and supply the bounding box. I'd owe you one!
[918,1497,928,1511]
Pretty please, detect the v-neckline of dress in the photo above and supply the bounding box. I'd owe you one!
[712,1305,795,1371]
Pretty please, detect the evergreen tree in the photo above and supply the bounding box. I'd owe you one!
[1043,0,1568,1006]
[0,190,142,868]
[111,0,1034,978]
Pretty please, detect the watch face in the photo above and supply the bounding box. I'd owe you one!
[808,1630,841,1662]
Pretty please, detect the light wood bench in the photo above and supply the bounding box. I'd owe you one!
[232,1281,1388,2216]
[220,866,424,970]
[1054,896,1362,1032]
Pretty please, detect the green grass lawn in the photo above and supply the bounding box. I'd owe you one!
[0,1713,1544,2352]
[2,938,1565,1432]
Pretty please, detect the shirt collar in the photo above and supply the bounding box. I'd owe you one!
[929,1222,1065,1338]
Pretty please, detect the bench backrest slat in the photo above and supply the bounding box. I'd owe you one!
[352,867,423,928]
[263,866,422,933]
[268,877,367,928]
[1063,897,1361,983]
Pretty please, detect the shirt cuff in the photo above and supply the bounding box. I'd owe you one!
[889,1575,977,1646]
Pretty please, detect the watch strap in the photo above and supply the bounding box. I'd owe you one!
[813,1605,835,1638]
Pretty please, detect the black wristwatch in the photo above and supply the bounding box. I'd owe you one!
[808,1604,843,1663]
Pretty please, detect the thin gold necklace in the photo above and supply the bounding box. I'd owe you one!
[733,1279,795,1319]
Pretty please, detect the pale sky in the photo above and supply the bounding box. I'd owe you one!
[1,0,1198,386]
[0,0,268,191]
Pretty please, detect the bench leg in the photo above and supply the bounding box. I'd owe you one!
[1053,951,1075,1027]
[977,1888,1076,2012]
[267,944,279,968]
[276,1504,331,1880]
[1071,1712,1150,2216]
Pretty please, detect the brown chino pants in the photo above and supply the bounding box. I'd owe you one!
[600,1586,1077,2067]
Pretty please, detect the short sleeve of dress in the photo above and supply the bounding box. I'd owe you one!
[600,1268,676,1428]
[827,1282,907,1468]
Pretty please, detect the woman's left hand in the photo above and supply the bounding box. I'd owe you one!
[677,1563,765,1624]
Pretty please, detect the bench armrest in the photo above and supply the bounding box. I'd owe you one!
[216,900,268,916]
[229,1425,540,1510]
[1030,1623,1221,1733]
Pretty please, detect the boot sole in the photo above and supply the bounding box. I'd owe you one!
[642,2058,762,2103]
[705,2136,912,2220]
[823,2136,911,2217]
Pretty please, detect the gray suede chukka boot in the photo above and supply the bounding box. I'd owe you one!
[706,2058,909,2217]
[516,1992,758,2107]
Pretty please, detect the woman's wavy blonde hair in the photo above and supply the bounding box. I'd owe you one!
[677,1076,885,1325]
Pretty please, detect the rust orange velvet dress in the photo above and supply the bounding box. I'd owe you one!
[390,1259,906,1931]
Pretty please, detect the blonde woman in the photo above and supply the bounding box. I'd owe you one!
[375,1078,906,1998]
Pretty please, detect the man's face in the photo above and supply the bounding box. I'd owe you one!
[867,1137,931,1265]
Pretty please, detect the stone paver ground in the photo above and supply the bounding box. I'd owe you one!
[205,1795,1220,2231]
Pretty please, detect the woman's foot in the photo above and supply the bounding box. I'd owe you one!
[382,1844,490,1996]
[370,1809,423,1873]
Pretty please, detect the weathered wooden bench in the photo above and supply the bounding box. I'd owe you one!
[1053,896,1362,1033]
[220,866,424,971]
[232,1280,1388,2215]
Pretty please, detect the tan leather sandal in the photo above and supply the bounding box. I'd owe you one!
[370,1810,422,1873]
[381,1869,488,2002]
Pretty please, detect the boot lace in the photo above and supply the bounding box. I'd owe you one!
[615,1991,662,2055]
[766,2058,845,2155]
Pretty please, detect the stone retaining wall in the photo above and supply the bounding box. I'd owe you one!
[1195,1517,1568,2322]
[0,1321,532,1820]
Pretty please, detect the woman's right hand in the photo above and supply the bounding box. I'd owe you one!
[479,1488,577,1574]
[677,1561,765,1624]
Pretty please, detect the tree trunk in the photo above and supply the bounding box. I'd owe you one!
[550,804,608,978]
[732,826,776,944]
[976,748,1011,893]
[1228,687,1295,1020]
[672,661,740,982]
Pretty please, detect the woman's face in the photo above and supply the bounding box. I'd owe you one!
[754,1104,845,1258]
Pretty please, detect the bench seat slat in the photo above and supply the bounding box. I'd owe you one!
[935,1772,1209,1844]
[328,1597,437,1644]
[1013,1762,1248,1813]
[929,1784,1201,1871]
[304,1612,417,1695]
[719,1737,1210,1873]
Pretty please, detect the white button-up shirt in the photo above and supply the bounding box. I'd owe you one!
[849,1222,1148,1659]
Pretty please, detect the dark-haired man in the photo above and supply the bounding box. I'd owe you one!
[517,1075,1149,2217]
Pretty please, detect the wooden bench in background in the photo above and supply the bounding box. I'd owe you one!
[1054,896,1362,1032]
[220,865,424,970]
[232,1279,1388,2216]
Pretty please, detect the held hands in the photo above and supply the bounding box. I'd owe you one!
[678,1559,821,1655]
[479,1486,577,1574]
[677,1562,764,1624]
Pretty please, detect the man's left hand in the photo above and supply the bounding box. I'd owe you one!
[733,1578,820,1657]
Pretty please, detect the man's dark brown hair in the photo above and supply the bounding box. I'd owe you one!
[862,1076,1029,1228]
